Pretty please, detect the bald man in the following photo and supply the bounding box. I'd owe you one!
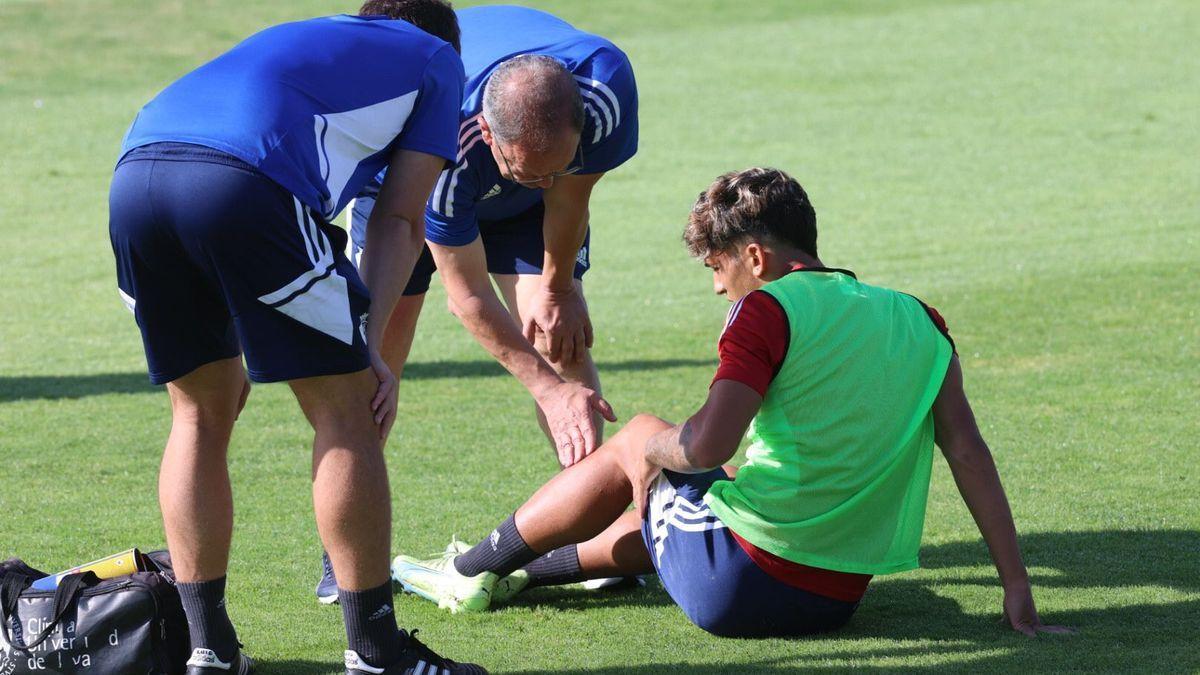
[348,4,638,467]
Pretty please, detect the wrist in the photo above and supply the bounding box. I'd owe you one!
[529,371,567,400]
[542,275,576,295]
[1000,571,1031,591]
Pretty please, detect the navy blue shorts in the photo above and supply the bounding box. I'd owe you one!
[109,143,371,384]
[348,197,590,296]
[641,469,859,638]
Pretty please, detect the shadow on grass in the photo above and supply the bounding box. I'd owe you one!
[0,358,717,402]
[0,372,157,402]
[403,357,717,380]
[232,530,1200,673]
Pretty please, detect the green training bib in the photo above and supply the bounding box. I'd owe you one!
[705,269,953,575]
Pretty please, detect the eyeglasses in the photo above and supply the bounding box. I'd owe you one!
[494,136,584,188]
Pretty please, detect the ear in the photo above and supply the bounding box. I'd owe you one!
[479,117,494,146]
[745,242,768,278]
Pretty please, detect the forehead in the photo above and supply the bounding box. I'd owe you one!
[507,130,580,169]
[703,250,733,268]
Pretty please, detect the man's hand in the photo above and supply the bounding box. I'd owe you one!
[369,349,398,441]
[1003,580,1075,637]
[535,380,617,467]
[523,283,592,364]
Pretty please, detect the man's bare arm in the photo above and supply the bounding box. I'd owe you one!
[525,172,604,363]
[357,148,446,439]
[428,238,616,465]
[933,355,1074,637]
[644,380,762,473]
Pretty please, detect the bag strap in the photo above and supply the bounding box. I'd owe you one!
[0,572,98,651]
[1,573,30,619]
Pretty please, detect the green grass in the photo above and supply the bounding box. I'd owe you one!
[1,0,1198,671]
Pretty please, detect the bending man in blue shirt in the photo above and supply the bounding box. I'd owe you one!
[350,4,639,468]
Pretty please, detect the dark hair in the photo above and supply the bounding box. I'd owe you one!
[359,0,461,54]
[684,167,817,259]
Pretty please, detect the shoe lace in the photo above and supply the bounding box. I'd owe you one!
[402,629,456,668]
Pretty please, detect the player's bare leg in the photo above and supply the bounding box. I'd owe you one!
[159,355,249,665]
[290,368,394,592]
[392,415,667,610]
[160,355,248,583]
[574,510,654,578]
[513,414,668,548]
[494,273,604,456]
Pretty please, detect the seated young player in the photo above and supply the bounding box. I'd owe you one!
[391,168,1073,638]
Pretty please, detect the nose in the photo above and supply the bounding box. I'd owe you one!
[533,176,555,190]
[713,277,725,296]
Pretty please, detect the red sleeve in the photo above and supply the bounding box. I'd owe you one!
[919,301,956,354]
[712,291,789,397]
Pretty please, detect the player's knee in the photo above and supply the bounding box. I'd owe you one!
[168,394,240,431]
[167,382,245,429]
[628,413,672,435]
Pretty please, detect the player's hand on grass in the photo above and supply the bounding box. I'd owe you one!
[369,349,398,442]
[538,381,617,467]
[523,284,593,364]
[1002,580,1075,637]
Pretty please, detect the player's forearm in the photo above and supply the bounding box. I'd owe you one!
[541,204,589,290]
[944,442,1030,588]
[450,289,564,397]
[360,216,424,349]
[644,418,732,474]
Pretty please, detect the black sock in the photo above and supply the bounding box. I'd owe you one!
[523,544,584,588]
[177,577,239,662]
[339,581,402,667]
[454,514,539,578]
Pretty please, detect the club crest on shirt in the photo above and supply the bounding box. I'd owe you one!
[482,184,502,200]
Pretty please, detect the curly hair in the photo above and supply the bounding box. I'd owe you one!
[683,167,817,259]
[359,0,460,54]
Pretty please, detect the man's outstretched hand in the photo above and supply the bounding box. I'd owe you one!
[1003,581,1075,637]
[537,380,617,467]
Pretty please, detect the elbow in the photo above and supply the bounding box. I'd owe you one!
[393,214,424,248]
[452,293,487,320]
[939,432,993,469]
[687,439,737,472]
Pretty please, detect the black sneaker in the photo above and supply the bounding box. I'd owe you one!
[185,648,254,674]
[344,630,487,675]
[317,550,339,605]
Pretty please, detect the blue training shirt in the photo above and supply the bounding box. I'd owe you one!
[122,15,465,221]
[355,5,638,248]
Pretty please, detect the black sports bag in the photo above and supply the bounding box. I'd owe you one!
[0,550,189,675]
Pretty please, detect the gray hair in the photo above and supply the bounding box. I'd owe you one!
[482,54,584,151]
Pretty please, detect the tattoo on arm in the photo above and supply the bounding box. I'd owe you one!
[644,420,705,473]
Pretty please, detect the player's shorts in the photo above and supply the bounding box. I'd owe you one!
[641,469,860,638]
[109,142,371,385]
[348,197,590,296]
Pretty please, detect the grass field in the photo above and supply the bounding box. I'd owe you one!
[2,0,1198,672]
